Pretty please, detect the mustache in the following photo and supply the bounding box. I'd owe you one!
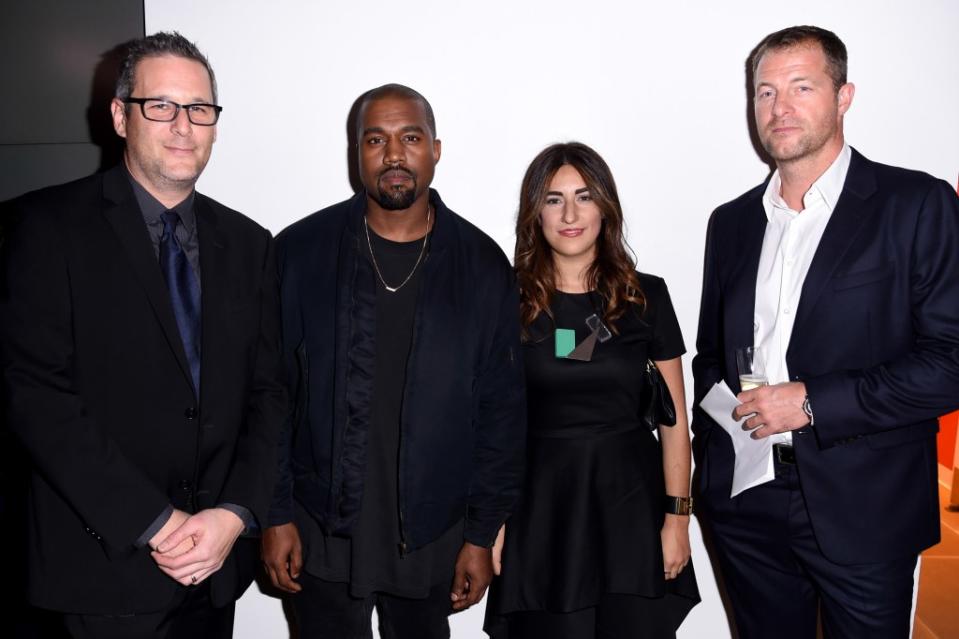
[378,166,415,180]
[767,118,797,129]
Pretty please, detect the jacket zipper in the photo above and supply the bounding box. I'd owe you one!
[397,249,432,557]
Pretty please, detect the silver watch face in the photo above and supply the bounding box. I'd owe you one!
[802,397,813,417]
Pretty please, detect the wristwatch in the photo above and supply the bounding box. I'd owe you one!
[802,395,814,427]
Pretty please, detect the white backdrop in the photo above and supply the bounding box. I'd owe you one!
[144,1,959,637]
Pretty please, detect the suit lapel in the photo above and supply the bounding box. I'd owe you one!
[729,190,769,352]
[790,149,878,339]
[196,195,226,404]
[101,167,195,395]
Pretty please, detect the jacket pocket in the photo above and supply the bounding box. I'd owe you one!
[865,421,937,450]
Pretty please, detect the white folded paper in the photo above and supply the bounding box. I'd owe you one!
[700,381,775,497]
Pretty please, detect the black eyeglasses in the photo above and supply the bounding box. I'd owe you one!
[123,97,222,126]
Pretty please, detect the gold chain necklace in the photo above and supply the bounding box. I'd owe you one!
[364,204,432,293]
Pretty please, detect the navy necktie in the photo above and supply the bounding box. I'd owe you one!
[159,210,201,395]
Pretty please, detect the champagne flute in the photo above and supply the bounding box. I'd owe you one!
[736,346,768,390]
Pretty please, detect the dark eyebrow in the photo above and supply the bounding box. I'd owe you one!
[361,124,427,137]
[149,96,212,104]
[545,187,590,197]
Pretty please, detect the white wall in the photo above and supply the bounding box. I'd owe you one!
[144,1,959,637]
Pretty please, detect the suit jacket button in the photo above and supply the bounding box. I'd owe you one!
[184,407,197,419]
[180,479,192,491]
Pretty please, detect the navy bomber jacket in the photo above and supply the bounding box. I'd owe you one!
[268,189,526,551]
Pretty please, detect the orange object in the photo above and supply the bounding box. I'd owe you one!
[940,411,959,469]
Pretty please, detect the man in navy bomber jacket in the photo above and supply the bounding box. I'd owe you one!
[261,84,526,639]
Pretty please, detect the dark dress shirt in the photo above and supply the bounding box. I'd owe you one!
[125,170,255,545]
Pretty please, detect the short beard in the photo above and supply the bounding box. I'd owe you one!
[762,134,817,163]
[761,118,837,164]
[139,157,202,192]
[374,182,417,211]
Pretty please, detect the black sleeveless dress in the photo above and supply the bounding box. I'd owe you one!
[485,273,700,636]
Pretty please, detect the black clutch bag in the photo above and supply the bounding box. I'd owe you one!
[640,359,676,430]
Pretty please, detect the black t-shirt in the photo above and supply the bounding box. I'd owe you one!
[297,227,463,598]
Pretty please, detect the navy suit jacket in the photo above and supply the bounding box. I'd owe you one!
[692,148,959,564]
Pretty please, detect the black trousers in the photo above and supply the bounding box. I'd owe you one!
[505,593,676,639]
[62,583,234,639]
[701,457,917,639]
[291,572,452,639]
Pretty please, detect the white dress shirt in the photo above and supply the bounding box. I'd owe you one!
[754,143,851,445]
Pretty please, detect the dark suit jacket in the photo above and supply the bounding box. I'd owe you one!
[692,148,959,565]
[0,165,287,614]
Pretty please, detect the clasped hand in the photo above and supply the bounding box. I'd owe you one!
[149,507,245,586]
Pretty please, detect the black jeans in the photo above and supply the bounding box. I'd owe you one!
[292,573,452,639]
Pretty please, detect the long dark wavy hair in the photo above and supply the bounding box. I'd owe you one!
[515,142,644,333]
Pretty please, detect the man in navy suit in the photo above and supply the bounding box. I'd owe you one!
[692,25,959,638]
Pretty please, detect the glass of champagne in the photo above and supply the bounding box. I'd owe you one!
[736,346,768,390]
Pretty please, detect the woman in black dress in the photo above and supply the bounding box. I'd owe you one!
[485,142,699,638]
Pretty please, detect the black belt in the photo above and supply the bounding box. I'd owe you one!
[773,443,796,465]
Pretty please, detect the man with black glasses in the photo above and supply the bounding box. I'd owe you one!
[0,32,286,638]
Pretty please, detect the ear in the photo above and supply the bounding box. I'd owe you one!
[433,138,442,164]
[111,98,128,138]
[837,82,855,116]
